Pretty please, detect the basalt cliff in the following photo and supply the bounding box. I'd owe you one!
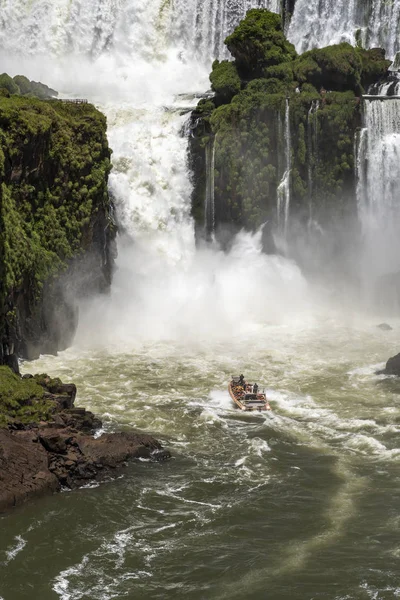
[0,84,116,365]
[189,9,390,264]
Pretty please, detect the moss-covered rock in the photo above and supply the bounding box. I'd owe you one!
[358,47,391,91]
[189,9,381,242]
[225,9,297,79]
[210,60,241,106]
[0,366,55,427]
[291,44,390,94]
[0,96,115,359]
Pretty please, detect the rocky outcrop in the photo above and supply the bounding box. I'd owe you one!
[189,9,390,250]
[0,368,170,513]
[378,352,400,376]
[0,93,116,361]
[0,425,169,513]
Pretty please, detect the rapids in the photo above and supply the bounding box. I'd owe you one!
[1,1,400,598]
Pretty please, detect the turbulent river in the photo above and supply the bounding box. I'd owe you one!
[2,320,400,599]
[1,0,400,598]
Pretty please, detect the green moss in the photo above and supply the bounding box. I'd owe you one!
[0,366,56,427]
[0,95,111,308]
[210,60,241,105]
[190,9,379,233]
[357,48,391,90]
[225,9,297,79]
[292,43,363,92]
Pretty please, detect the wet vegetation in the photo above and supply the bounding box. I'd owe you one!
[0,90,114,360]
[190,9,390,235]
[0,366,58,427]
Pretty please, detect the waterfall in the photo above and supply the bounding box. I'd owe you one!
[277,98,291,239]
[169,0,282,62]
[0,0,282,65]
[306,100,319,226]
[357,97,400,307]
[288,0,400,58]
[204,136,216,238]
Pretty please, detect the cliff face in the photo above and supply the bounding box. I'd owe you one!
[0,96,116,361]
[189,9,390,253]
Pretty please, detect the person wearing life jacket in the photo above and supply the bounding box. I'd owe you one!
[239,374,245,387]
[253,383,259,394]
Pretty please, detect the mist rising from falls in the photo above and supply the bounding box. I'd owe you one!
[357,98,400,308]
[2,0,400,347]
[0,0,315,348]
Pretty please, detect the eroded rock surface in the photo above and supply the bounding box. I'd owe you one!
[378,352,400,376]
[0,373,170,512]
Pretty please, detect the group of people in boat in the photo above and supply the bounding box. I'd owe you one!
[238,374,259,395]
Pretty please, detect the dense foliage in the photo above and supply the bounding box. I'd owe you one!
[0,73,57,99]
[225,9,297,79]
[0,366,56,427]
[0,94,113,358]
[190,9,390,236]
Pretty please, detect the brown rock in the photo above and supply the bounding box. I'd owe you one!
[0,429,60,512]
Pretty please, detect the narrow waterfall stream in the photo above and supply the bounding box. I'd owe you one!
[357,97,400,309]
[277,98,291,241]
[1,2,400,600]
[204,136,216,238]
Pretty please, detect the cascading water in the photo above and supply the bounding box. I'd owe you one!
[306,100,319,227]
[357,97,400,308]
[276,98,291,242]
[2,4,400,600]
[288,0,400,58]
[168,0,282,62]
[204,136,216,238]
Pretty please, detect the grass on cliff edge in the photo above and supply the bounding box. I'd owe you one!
[0,366,57,427]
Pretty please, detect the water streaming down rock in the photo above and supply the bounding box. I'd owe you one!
[289,0,400,58]
[0,0,313,345]
[204,136,216,238]
[306,100,319,227]
[277,98,291,241]
[168,0,282,62]
[357,97,400,308]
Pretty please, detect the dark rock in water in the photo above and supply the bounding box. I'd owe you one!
[4,353,20,375]
[377,323,393,331]
[377,352,400,376]
[0,373,171,512]
[0,423,170,513]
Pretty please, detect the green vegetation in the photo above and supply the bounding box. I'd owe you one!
[0,366,56,427]
[0,73,20,95]
[210,60,241,105]
[0,96,111,297]
[0,95,113,357]
[0,73,57,99]
[191,8,390,233]
[225,9,296,78]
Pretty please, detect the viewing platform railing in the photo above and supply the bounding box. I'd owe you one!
[59,98,88,104]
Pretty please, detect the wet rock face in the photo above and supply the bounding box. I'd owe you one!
[377,323,393,331]
[0,425,170,512]
[379,352,400,376]
[0,95,117,363]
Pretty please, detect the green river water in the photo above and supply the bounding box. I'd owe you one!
[1,318,400,600]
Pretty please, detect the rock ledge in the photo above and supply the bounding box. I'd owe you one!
[0,374,170,513]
